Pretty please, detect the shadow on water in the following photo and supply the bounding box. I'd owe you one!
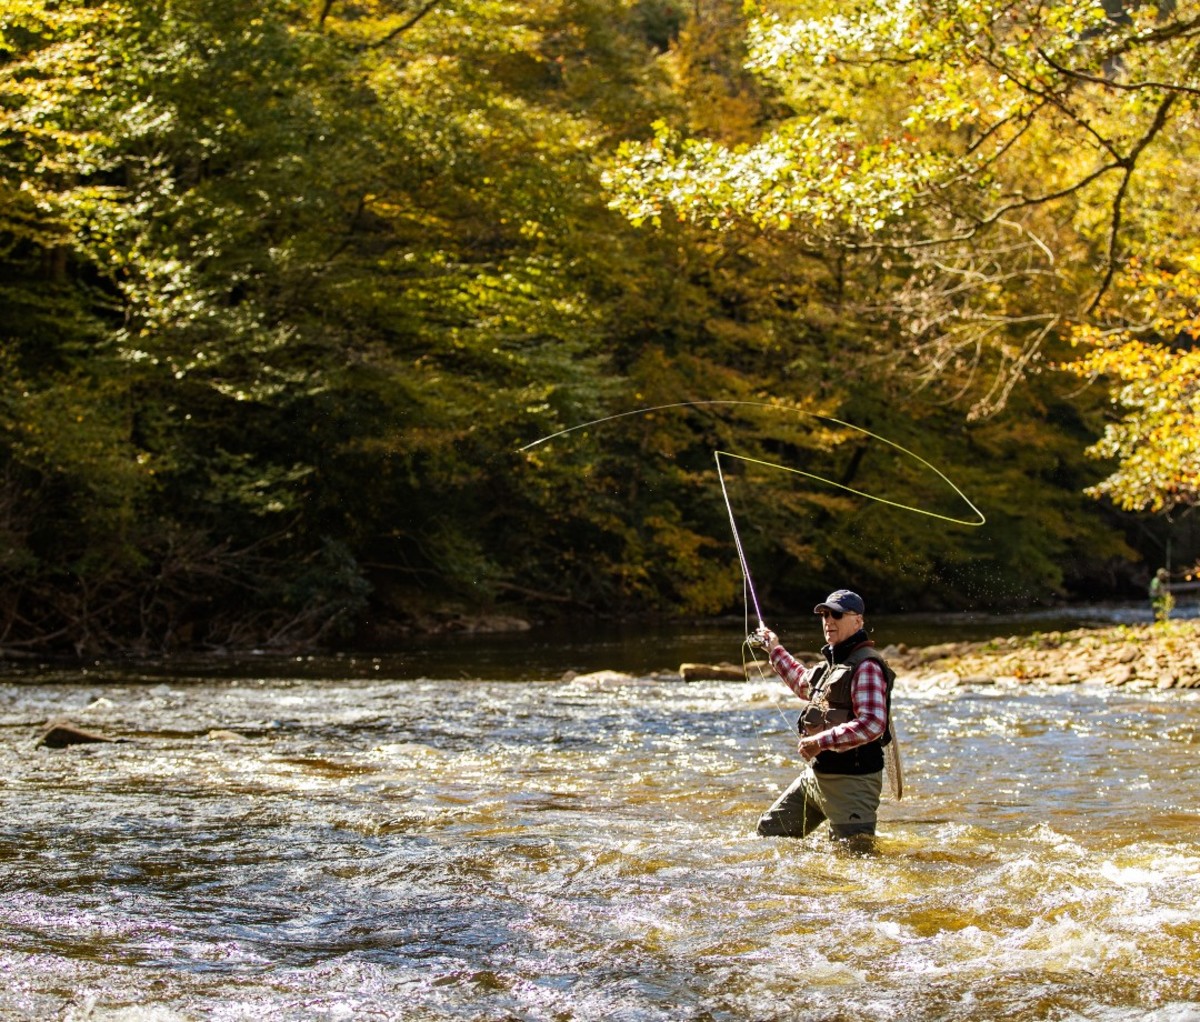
[125,598,1197,683]
[2,601,1190,688]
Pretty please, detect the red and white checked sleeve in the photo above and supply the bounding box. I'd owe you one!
[820,658,888,752]
[767,645,811,699]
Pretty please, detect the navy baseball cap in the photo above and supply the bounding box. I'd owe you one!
[813,590,865,615]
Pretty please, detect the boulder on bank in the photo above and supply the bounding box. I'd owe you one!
[37,719,123,749]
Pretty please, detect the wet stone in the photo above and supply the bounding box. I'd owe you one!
[36,719,122,749]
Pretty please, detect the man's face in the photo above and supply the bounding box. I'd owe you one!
[818,608,863,645]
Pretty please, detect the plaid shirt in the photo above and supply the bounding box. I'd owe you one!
[768,644,888,752]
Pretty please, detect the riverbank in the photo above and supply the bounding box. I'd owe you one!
[885,617,1200,690]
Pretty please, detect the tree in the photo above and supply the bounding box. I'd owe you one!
[605,1,1200,418]
[1059,255,1200,513]
[0,0,1167,652]
[0,0,732,649]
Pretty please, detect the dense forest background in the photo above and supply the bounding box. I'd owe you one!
[3,0,1199,655]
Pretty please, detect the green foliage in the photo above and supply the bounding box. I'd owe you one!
[0,0,1162,653]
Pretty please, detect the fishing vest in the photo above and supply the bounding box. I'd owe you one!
[797,643,895,776]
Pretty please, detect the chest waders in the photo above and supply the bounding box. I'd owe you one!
[756,643,898,838]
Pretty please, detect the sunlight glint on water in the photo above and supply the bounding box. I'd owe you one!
[0,670,1197,1020]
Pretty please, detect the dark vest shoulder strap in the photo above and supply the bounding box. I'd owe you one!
[843,645,896,682]
[843,645,881,666]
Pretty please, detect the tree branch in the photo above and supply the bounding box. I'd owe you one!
[369,1,441,49]
[1088,89,1179,312]
[1035,46,1200,97]
[316,0,441,45]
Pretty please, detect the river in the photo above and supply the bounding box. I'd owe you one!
[1,611,1199,1020]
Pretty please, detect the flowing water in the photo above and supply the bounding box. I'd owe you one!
[1,627,1199,1021]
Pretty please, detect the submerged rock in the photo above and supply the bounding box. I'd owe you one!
[37,719,123,749]
[567,669,638,685]
[206,729,246,742]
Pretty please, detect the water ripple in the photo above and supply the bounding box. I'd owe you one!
[0,676,1198,1019]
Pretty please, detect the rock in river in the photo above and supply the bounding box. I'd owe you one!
[37,719,123,749]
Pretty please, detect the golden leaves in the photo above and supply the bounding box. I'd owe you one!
[604,118,949,234]
[1060,260,1200,512]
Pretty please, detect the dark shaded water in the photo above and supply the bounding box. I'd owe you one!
[355,598,1196,681]
[1,611,1199,1020]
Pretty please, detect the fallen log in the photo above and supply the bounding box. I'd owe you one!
[679,662,747,682]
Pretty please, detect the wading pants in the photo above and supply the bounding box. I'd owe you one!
[757,767,883,839]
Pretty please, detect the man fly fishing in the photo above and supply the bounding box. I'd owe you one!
[749,589,896,843]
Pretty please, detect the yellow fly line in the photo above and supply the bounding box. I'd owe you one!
[518,399,986,528]
[520,399,982,795]
[519,398,984,626]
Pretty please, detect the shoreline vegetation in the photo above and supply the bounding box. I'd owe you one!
[9,3,1199,665]
[672,619,1200,690]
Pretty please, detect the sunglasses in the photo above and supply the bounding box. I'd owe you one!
[817,609,844,620]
